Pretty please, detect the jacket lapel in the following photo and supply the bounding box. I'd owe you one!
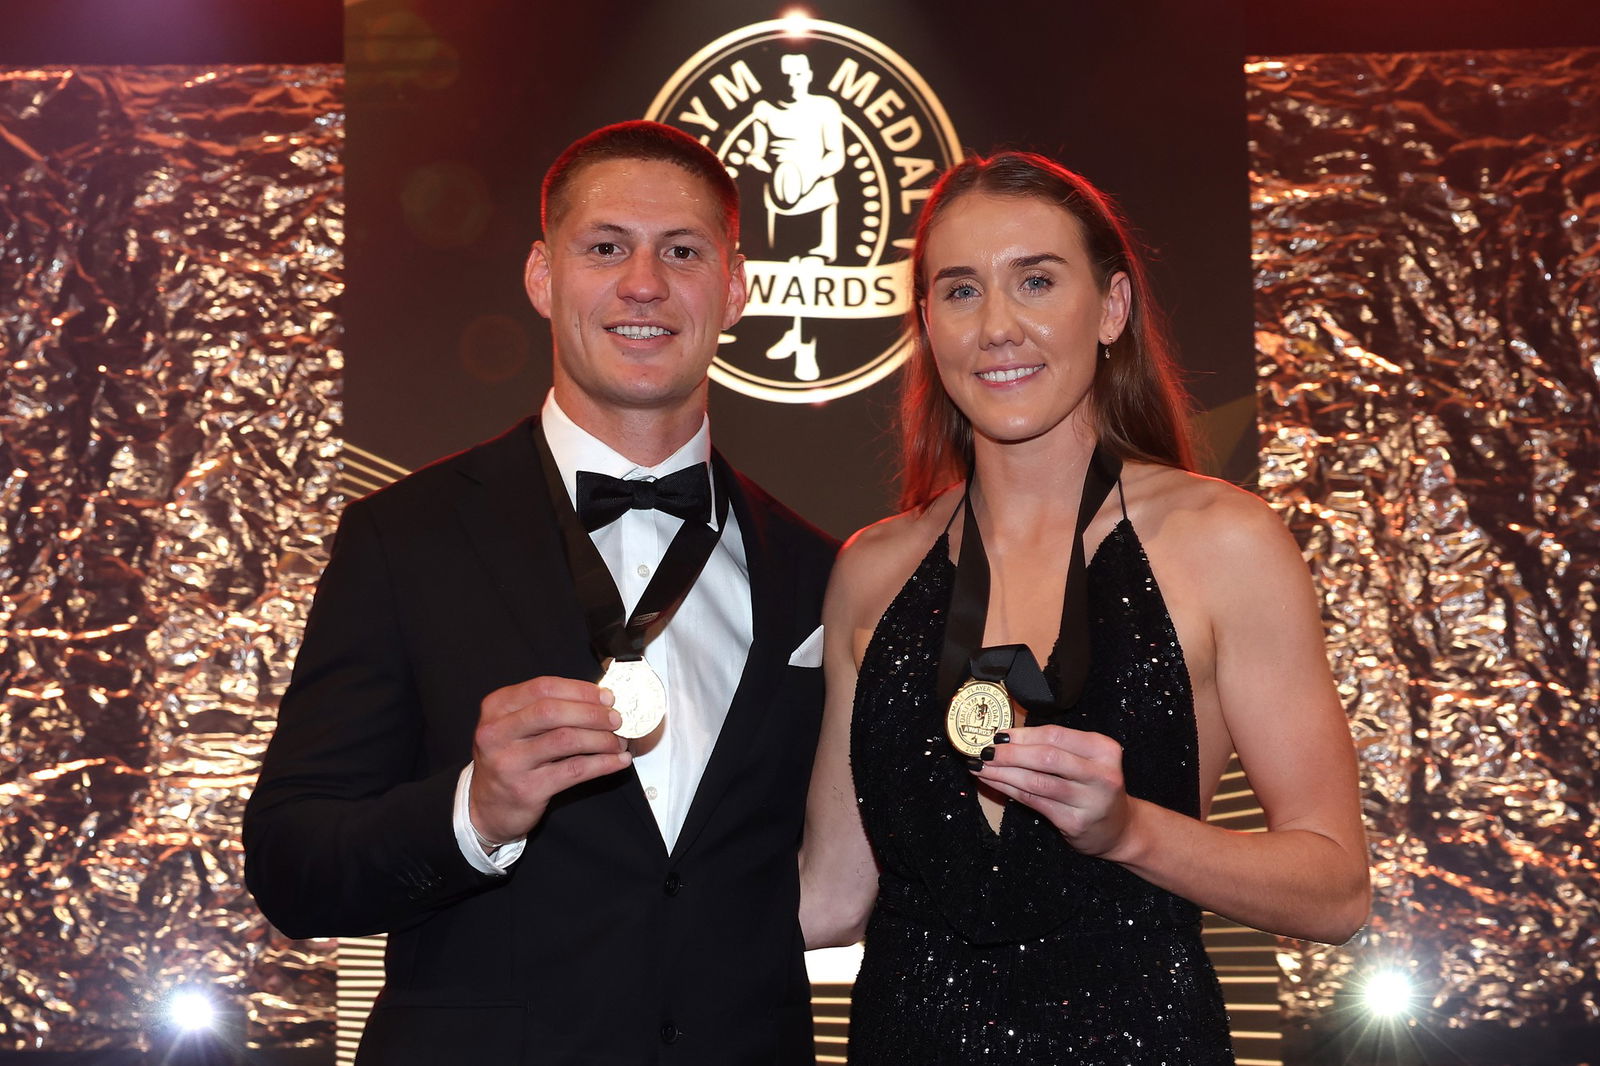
[453,416,662,846]
[453,418,583,662]
[669,452,793,861]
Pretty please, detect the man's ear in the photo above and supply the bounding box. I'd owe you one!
[525,242,553,319]
[722,253,748,331]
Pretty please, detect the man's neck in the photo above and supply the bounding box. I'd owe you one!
[551,386,707,468]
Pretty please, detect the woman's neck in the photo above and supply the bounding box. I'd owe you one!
[969,421,1099,541]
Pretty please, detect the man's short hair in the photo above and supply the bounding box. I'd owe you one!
[541,120,740,246]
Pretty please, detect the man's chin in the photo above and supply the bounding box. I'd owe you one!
[572,378,711,416]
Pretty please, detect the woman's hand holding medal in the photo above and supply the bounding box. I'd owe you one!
[940,447,1131,857]
[967,723,1134,859]
[467,675,632,846]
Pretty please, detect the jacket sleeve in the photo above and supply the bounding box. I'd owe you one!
[242,498,500,938]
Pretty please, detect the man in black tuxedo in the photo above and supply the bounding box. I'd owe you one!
[243,121,837,1064]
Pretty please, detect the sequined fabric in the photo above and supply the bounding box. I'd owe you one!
[849,520,1234,1065]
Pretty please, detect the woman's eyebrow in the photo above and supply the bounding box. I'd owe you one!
[1012,252,1067,270]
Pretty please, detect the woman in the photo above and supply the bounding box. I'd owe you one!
[799,153,1370,1065]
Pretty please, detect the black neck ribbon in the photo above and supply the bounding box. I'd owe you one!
[535,424,729,670]
[936,444,1123,719]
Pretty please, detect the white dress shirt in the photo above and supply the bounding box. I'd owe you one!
[453,392,752,871]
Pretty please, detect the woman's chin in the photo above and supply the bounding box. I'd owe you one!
[970,414,1088,451]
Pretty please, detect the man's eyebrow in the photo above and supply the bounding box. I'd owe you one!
[577,223,713,242]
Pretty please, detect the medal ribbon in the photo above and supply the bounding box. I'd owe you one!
[936,444,1123,718]
[534,423,729,670]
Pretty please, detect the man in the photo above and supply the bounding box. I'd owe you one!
[243,121,837,1064]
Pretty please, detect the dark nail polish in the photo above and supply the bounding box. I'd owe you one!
[964,757,984,772]
[979,745,996,761]
[992,732,1011,744]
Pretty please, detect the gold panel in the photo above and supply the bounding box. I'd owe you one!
[1249,49,1600,1027]
[0,65,343,1050]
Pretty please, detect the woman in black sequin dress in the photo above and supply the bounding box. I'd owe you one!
[799,153,1371,1065]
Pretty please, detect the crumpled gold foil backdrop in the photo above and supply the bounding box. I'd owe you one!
[0,66,343,1050]
[1249,50,1600,1028]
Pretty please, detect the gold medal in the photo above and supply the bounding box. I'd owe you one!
[599,658,667,739]
[945,678,1013,757]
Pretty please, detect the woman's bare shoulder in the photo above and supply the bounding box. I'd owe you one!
[828,485,962,622]
[1125,463,1305,575]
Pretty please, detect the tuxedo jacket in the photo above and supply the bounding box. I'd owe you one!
[243,417,838,1065]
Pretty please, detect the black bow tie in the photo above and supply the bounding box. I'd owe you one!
[575,465,712,532]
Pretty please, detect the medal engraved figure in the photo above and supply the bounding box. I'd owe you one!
[946,679,1011,757]
[799,152,1370,1065]
[600,657,668,739]
[244,122,836,1065]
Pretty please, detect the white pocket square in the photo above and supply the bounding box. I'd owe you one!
[787,624,824,668]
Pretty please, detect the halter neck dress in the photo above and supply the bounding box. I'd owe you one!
[846,491,1234,1065]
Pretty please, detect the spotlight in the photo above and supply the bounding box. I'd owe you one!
[166,987,218,1032]
[1361,968,1416,1018]
[153,986,244,1065]
[780,8,813,37]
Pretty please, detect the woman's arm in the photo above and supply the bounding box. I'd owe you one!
[798,530,889,949]
[976,485,1371,944]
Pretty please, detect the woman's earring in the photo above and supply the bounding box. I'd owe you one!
[1100,342,1111,361]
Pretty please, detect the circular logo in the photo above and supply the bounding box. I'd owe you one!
[647,17,960,404]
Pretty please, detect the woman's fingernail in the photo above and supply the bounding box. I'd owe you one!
[992,732,1011,744]
[980,745,996,762]
[964,757,984,772]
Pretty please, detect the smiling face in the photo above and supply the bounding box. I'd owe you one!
[525,157,746,435]
[919,190,1130,452]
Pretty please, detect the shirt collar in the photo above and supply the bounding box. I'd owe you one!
[540,391,716,517]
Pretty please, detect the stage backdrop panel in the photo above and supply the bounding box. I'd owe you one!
[0,66,342,1051]
[342,0,1254,538]
[1251,48,1600,1038]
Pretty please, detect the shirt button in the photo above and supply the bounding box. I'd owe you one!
[664,872,682,896]
[636,563,651,578]
[659,1022,678,1043]
[645,785,659,801]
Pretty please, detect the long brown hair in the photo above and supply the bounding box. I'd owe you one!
[898,152,1197,511]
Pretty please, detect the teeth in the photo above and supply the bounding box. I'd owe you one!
[610,324,671,339]
[977,365,1042,383]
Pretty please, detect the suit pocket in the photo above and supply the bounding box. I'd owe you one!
[778,664,825,756]
[358,1002,521,1064]
[713,1000,816,1065]
[781,662,824,712]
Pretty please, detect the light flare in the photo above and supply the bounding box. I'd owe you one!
[166,988,217,1032]
[1361,969,1416,1018]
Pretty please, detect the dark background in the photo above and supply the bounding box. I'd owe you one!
[335,0,1253,538]
[6,0,1598,538]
